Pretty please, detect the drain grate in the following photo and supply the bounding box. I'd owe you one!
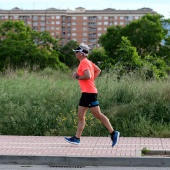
[49,165,83,168]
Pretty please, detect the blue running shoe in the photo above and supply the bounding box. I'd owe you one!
[111,131,120,147]
[64,136,80,145]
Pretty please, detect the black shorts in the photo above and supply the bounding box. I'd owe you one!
[79,93,99,108]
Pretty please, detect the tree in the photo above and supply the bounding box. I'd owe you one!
[122,14,168,57]
[158,19,170,68]
[98,25,122,59]
[0,20,68,71]
[58,40,79,68]
[142,55,168,79]
[88,47,115,70]
[98,14,170,78]
[114,36,143,76]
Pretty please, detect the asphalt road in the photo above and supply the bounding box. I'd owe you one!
[0,165,170,170]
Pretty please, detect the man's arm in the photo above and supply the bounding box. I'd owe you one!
[73,64,101,80]
[93,64,101,79]
[77,69,91,80]
[72,70,91,80]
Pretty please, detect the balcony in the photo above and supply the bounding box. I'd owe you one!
[89,34,97,38]
[89,28,97,32]
[89,17,97,21]
[88,23,96,27]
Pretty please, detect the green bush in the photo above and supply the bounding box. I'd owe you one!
[0,69,169,137]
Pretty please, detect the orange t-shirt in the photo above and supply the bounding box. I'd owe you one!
[77,58,97,93]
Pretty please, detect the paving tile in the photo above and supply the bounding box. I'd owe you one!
[0,136,169,157]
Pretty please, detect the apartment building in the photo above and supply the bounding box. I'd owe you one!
[0,7,156,48]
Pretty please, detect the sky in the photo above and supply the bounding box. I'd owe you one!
[0,0,170,19]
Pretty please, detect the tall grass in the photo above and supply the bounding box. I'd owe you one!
[0,68,170,137]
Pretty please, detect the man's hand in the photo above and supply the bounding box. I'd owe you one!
[73,72,79,79]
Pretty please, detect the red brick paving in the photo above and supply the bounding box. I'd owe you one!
[0,136,169,157]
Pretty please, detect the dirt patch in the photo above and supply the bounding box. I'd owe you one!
[143,154,170,157]
[141,149,170,157]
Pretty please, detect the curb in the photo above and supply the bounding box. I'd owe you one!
[0,155,170,167]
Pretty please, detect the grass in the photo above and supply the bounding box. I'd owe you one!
[0,68,170,137]
[141,147,150,155]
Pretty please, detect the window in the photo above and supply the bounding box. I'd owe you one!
[98,16,102,20]
[51,32,54,36]
[56,16,60,19]
[98,33,102,36]
[89,16,96,20]
[120,22,124,25]
[56,21,60,24]
[72,22,76,25]
[72,38,76,41]
[72,27,76,30]
[33,27,38,30]
[120,16,124,20]
[72,33,76,36]
[83,33,87,36]
[89,34,96,38]
[33,22,38,26]
[128,16,133,21]
[98,27,102,30]
[89,39,96,43]
[83,17,87,20]
[114,21,118,25]
[0,16,5,20]
[40,22,45,26]
[89,22,96,26]
[104,22,108,25]
[83,22,87,25]
[72,16,76,20]
[51,26,55,30]
[104,16,108,20]
[41,16,45,20]
[109,16,114,20]
[33,16,38,20]
[114,16,118,20]
[135,16,140,19]
[83,38,87,41]
[51,16,55,19]
[98,22,102,25]
[14,16,18,19]
[56,27,60,30]
[46,26,50,30]
[83,27,87,30]
[40,27,45,31]
[51,21,54,24]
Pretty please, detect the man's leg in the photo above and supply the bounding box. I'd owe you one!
[90,106,113,133]
[90,106,120,147]
[75,106,88,138]
[64,106,88,145]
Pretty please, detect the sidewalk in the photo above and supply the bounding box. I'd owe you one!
[0,136,170,167]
